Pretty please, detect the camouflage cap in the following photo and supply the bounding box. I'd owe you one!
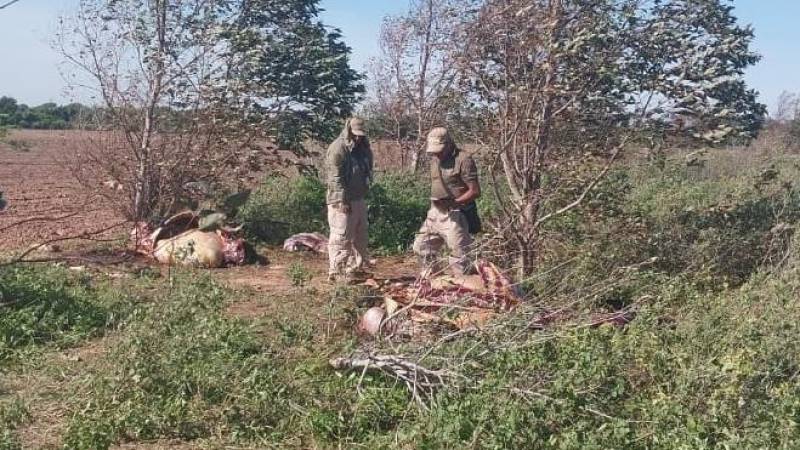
[349,117,367,136]
[426,127,450,154]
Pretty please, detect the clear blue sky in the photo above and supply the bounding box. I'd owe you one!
[0,0,797,113]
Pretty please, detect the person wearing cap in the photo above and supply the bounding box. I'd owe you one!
[325,117,374,282]
[412,127,481,275]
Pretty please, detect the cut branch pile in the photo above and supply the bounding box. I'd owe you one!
[329,353,460,407]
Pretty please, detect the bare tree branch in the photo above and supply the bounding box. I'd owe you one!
[0,0,22,10]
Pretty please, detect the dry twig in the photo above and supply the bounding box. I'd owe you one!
[329,354,460,408]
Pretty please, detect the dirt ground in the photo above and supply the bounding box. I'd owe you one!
[0,130,122,251]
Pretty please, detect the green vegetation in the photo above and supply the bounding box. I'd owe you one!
[0,265,131,366]
[0,398,29,450]
[240,172,428,254]
[287,261,312,287]
[63,275,286,449]
[5,151,800,449]
[239,175,328,245]
[0,96,94,130]
[366,172,429,254]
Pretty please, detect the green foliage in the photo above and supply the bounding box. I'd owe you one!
[366,172,429,254]
[63,274,285,449]
[0,398,29,450]
[241,172,428,253]
[536,153,800,292]
[287,261,312,287]
[305,378,410,445]
[0,265,128,366]
[225,0,365,153]
[0,96,93,130]
[638,0,766,144]
[629,160,800,287]
[239,175,328,244]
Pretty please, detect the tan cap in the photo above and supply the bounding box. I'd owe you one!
[349,117,367,136]
[426,127,450,154]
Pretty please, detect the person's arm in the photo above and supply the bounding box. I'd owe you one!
[365,140,374,183]
[326,143,350,211]
[455,180,480,205]
[455,156,480,205]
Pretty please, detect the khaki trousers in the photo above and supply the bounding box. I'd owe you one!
[327,199,368,275]
[412,205,473,275]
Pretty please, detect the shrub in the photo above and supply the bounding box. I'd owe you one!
[629,162,800,287]
[536,156,800,293]
[241,172,429,254]
[238,175,327,244]
[366,172,429,254]
[287,261,312,287]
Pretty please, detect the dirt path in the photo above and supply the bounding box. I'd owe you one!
[219,250,417,340]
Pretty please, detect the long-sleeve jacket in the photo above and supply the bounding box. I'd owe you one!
[325,120,373,205]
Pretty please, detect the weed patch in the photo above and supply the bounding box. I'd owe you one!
[0,265,129,366]
[63,274,286,449]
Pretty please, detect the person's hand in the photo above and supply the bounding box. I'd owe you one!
[432,198,455,210]
[339,202,352,214]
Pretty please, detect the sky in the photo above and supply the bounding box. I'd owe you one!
[0,0,797,113]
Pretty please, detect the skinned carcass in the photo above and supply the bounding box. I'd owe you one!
[283,232,328,253]
[132,211,246,268]
[359,261,523,339]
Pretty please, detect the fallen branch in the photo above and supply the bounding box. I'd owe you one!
[0,210,88,233]
[0,221,128,267]
[330,354,460,408]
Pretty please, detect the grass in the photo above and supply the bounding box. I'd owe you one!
[0,398,29,450]
[62,274,287,449]
[0,265,133,367]
[6,148,800,448]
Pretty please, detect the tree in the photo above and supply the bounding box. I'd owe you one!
[633,0,765,145]
[459,0,765,276]
[369,0,474,170]
[57,0,362,222]
[226,0,364,155]
[775,91,799,123]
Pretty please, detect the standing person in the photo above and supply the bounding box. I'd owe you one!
[326,117,373,282]
[413,127,481,276]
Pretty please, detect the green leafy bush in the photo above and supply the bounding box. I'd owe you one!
[238,175,327,244]
[241,172,429,254]
[287,261,312,287]
[366,172,429,254]
[537,157,800,293]
[629,163,800,287]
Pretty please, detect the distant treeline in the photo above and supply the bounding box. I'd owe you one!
[0,96,97,130]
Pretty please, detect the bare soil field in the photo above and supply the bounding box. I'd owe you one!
[0,130,414,254]
[0,130,123,252]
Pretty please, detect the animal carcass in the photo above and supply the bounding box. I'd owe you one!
[132,211,246,268]
[153,229,226,268]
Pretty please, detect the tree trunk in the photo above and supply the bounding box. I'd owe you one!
[517,240,537,281]
[133,0,167,222]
